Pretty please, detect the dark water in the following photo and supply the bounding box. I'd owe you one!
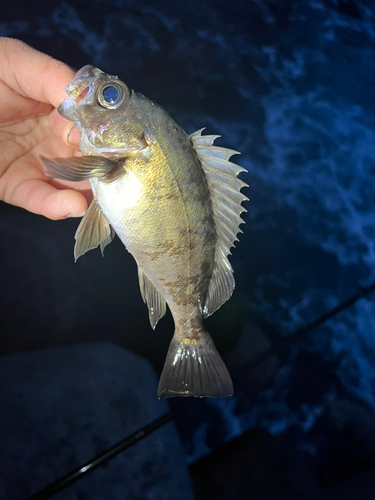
[1,0,375,495]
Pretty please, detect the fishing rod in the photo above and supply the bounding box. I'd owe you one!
[25,403,187,500]
[25,280,375,500]
[234,280,375,378]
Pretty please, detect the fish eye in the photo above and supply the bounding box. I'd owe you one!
[97,81,128,109]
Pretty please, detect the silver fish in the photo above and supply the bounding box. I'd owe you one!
[42,65,248,397]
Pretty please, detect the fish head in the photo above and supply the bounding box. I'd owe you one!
[59,65,146,157]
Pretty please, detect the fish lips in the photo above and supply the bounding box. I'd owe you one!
[58,65,105,121]
[58,99,79,121]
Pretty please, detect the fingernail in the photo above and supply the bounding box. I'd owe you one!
[67,124,80,146]
[67,124,75,141]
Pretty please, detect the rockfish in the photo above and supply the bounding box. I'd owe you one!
[42,65,247,397]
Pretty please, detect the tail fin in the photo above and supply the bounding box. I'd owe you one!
[158,331,233,398]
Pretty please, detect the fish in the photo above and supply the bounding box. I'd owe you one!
[41,65,248,398]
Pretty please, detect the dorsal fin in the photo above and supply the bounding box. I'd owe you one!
[138,268,167,329]
[190,128,248,317]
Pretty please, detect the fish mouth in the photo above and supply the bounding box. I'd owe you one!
[58,65,106,120]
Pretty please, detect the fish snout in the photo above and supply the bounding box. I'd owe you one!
[58,99,79,121]
[66,65,102,99]
[58,65,104,120]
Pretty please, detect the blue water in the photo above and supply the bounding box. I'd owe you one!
[1,0,375,463]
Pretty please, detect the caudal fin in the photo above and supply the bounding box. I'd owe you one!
[157,331,233,398]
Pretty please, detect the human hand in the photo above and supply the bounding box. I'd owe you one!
[0,37,89,220]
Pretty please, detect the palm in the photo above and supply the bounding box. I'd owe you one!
[0,68,90,219]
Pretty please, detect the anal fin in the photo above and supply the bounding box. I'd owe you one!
[138,268,166,329]
[74,200,115,261]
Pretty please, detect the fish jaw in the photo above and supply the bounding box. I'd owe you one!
[58,99,80,122]
[58,65,106,121]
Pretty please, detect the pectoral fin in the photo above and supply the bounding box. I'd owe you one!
[41,156,117,181]
[74,200,115,261]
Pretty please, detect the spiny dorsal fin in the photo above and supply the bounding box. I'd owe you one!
[190,128,248,317]
[138,268,166,329]
[74,200,115,261]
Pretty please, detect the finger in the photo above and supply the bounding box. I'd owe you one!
[49,178,93,205]
[46,109,77,146]
[9,178,87,220]
[62,122,81,149]
[0,86,53,125]
[0,38,75,108]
